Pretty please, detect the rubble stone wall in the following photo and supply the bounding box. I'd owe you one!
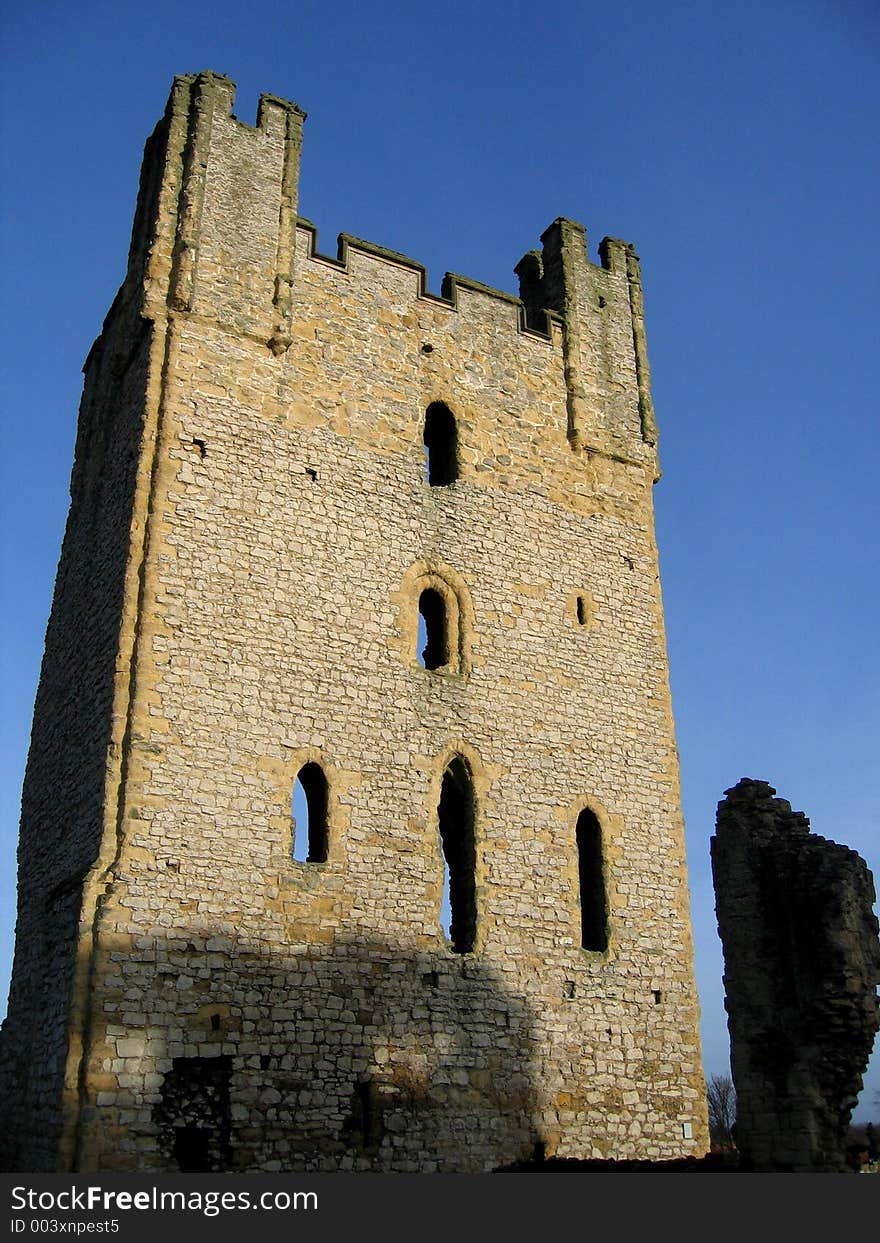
[712,778,880,1171]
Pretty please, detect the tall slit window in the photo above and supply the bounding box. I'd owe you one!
[576,808,608,951]
[418,588,448,670]
[424,402,458,486]
[438,757,476,954]
[292,763,329,863]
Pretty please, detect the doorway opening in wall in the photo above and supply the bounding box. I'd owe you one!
[155,1055,232,1173]
[173,1124,212,1172]
[438,757,476,953]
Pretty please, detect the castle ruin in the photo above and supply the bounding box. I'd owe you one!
[0,72,708,1172]
[712,779,880,1172]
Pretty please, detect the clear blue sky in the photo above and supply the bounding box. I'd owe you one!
[1,0,878,1122]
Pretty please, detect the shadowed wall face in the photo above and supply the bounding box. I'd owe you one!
[712,778,880,1172]
[147,940,540,1172]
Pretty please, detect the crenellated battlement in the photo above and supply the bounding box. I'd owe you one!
[86,72,658,467]
[296,217,559,340]
[516,220,657,452]
[170,70,307,134]
[290,212,655,466]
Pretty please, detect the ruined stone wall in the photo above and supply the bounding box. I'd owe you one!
[1,72,708,1172]
[712,779,880,1172]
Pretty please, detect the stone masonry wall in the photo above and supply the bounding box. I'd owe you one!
[712,779,880,1171]
[1,72,708,1171]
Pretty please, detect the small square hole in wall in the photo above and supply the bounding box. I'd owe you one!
[653,989,663,1005]
[682,1122,693,1140]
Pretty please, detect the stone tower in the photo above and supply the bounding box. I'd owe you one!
[0,72,708,1172]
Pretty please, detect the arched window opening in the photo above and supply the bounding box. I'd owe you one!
[424,402,458,486]
[576,808,608,951]
[292,762,329,863]
[437,757,476,954]
[418,588,448,670]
